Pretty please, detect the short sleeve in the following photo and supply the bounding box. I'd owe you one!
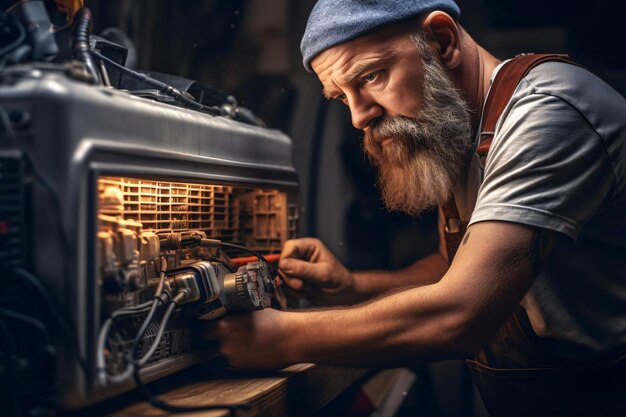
[468,89,615,240]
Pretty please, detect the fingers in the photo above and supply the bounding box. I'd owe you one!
[279,257,312,277]
[279,258,336,289]
[277,269,305,290]
[280,238,323,261]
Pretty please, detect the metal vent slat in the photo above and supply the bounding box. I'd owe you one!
[0,154,27,268]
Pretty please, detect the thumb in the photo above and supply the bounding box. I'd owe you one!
[279,258,332,288]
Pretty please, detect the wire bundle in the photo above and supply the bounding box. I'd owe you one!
[97,255,252,415]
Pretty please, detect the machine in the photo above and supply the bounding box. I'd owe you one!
[0,1,299,414]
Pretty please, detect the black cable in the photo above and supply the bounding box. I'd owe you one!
[12,268,88,373]
[220,241,269,265]
[89,49,223,116]
[204,257,236,273]
[0,12,25,59]
[0,308,58,413]
[220,241,277,282]
[72,8,101,84]
[0,308,52,345]
[132,368,250,417]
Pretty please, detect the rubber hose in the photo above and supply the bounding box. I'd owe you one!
[72,8,101,84]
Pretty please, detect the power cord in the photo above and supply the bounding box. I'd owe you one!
[0,11,26,62]
[132,367,251,417]
[0,307,58,415]
[12,268,87,374]
[220,241,269,265]
[89,49,222,116]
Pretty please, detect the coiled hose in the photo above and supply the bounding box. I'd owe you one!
[72,8,101,84]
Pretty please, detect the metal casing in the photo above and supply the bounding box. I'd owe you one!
[0,67,299,408]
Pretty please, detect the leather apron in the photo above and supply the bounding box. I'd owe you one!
[466,307,626,416]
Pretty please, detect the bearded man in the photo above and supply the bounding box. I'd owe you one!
[210,1,626,415]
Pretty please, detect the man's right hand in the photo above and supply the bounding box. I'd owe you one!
[278,238,356,305]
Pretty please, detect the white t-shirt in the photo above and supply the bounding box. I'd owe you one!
[461,61,626,361]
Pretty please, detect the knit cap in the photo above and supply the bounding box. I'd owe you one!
[301,0,461,71]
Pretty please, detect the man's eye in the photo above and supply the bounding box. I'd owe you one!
[335,93,347,102]
[363,72,378,83]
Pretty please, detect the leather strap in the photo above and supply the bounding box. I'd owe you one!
[477,53,574,156]
[442,54,576,264]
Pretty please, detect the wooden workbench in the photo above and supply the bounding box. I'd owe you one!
[83,364,369,417]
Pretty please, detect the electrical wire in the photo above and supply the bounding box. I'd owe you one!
[11,268,87,373]
[105,289,187,385]
[133,289,188,368]
[73,8,101,84]
[96,302,154,386]
[0,308,52,345]
[220,241,277,283]
[88,49,222,116]
[0,308,58,413]
[131,289,251,417]
[129,273,167,365]
[0,12,26,59]
[204,257,236,273]
[220,241,270,265]
[132,367,251,417]
[99,258,169,384]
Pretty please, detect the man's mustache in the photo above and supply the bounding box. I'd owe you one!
[365,116,422,158]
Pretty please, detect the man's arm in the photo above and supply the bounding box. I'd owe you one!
[278,226,448,306]
[213,220,557,370]
[350,252,447,299]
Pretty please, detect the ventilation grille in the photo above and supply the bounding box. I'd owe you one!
[0,154,27,268]
[98,177,293,254]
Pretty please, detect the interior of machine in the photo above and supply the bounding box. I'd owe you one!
[95,176,297,381]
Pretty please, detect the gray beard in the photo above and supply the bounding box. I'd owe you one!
[363,38,472,216]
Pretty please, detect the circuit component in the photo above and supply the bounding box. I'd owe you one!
[96,177,291,386]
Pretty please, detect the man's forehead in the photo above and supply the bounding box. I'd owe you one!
[311,23,416,77]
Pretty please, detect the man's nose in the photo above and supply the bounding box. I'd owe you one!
[349,94,382,130]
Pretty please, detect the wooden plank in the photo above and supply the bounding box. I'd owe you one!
[103,364,368,417]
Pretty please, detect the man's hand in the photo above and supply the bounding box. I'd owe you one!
[278,238,356,305]
[205,309,294,371]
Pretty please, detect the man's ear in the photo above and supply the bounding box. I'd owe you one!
[421,11,462,70]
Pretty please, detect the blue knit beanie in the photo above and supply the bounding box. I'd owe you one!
[301,0,461,72]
